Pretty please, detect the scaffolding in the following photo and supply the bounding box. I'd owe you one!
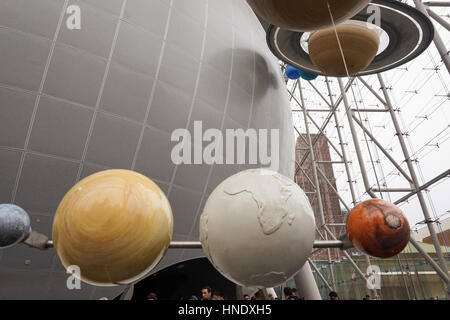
[288,0,450,300]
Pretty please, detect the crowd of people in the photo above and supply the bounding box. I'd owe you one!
[144,288,377,300]
[145,286,345,300]
[146,286,226,301]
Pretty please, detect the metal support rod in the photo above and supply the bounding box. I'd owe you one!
[169,241,202,249]
[288,79,299,102]
[394,169,450,205]
[316,227,327,241]
[306,109,337,113]
[414,0,450,73]
[328,259,337,293]
[409,238,450,283]
[298,130,310,146]
[357,77,388,106]
[308,80,334,109]
[333,77,355,108]
[43,240,347,249]
[378,73,450,297]
[317,161,345,164]
[296,161,317,189]
[299,78,355,167]
[299,79,327,228]
[325,77,358,206]
[294,262,322,300]
[316,165,352,212]
[427,9,450,32]
[371,188,414,193]
[351,109,388,113]
[338,78,378,199]
[323,225,369,283]
[298,79,337,291]
[326,78,378,297]
[423,1,450,7]
[302,109,344,159]
[351,114,414,183]
[308,258,334,292]
[313,240,347,249]
[396,255,412,300]
[402,253,420,299]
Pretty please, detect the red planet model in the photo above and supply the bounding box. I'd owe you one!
[347,199,410,258]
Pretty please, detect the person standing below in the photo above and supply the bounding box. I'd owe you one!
[253,290,265,300]
[243,294,250,300]
[201,286,212,300]
[212,291,225,300]
[283,287,298,300]
[329,291,340,300]
[291,288,301,299]
[146,292,158,300]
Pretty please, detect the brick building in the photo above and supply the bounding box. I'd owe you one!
[295,134,347,261]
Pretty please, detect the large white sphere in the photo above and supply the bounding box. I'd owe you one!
[0,0,295,298]
[200,169,316,288]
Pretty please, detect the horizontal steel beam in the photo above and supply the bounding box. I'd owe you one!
[423,1,450,6]
[306,109,335,112]
[351,108,388,113]
[371,187,414,193]
[317,161,345,164]
[394,169,450,205]
[43,240,347,249]
[313,240,346,249]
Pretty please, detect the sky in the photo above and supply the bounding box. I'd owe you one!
[289,0,450,234]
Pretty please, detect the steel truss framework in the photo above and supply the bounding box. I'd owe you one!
[288,0,450,300]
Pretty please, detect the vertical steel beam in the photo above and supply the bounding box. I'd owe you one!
[377,73,450,298]
[298,79,337,291]
[325,78,359,206]
[235,285,244,300]
[337,78,378,199]
[335,78,383,298]
[396,255,412,300]
[308,259,334,293]
[324,225,369,284]
[294,262,323,300]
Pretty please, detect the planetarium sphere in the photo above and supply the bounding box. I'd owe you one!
[200,169,316,288]
[0,0,295,298]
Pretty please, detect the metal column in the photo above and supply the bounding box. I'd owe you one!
[294,262,322,300]
[377,73,450,298]
[298,79,337,291]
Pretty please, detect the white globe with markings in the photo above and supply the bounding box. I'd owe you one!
[200,168,316,288]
